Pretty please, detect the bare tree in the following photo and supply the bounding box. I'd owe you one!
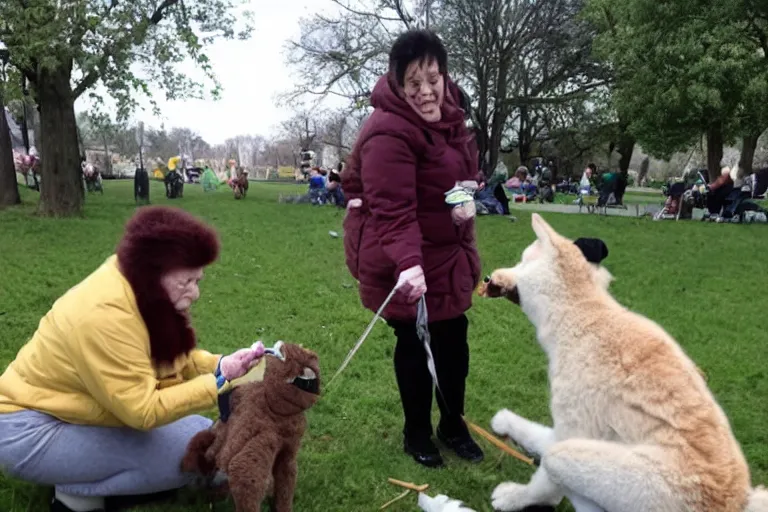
[317,108,365,163]
[262,136,298,169]
[282,110,320,154]
[280,0,429,108]
[283,0,609,175]
[440,0,609,171]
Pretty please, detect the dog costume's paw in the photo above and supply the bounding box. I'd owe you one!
[491,409,521,441]
[491,482,529,511]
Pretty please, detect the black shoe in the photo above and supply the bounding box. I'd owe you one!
[50,497,104,512]
[521,507,556,512]
[436,425,485,463]
[403,437,444,468]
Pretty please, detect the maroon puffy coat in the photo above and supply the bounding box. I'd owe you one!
[342,73,481,323]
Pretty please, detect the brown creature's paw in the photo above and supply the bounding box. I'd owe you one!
[477,270,520,304]
[181,430,218,476]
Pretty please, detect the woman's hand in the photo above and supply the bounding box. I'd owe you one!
[451,201,476,225]
[396,265,427,303]
[218,342,266,381]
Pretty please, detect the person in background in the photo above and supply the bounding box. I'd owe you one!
[0,206,264,512]
[308,167,326,205]
[326,162,345,207]
[580,163,596,195]
[705,166,734,219]
[342,29,484,469]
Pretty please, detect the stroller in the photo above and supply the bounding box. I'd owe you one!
[654,181,693,220]
[654,170,709,221]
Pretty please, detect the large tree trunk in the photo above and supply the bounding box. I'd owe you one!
[637,157,650,186]
[610,121,635,176]
[102,134,112,175]
[737,133,760,180]
[0,91,22,208]
[706,122,724,182]
[20,76,32,152]
[36,65,83,217]
[517,106,533,166]
[617,135,635,176]
[486,58,510,175]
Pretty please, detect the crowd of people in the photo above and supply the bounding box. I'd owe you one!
[280,163,346,206]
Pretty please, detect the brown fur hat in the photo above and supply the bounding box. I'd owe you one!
[116,206,220,365]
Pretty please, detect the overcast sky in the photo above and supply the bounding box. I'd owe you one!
[75,0,340,146]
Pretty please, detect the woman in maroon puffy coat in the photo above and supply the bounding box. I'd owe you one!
[341,29,484,468]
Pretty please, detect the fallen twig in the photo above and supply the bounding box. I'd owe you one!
[464,417,535,466]
[379,489,411,510]
[387,478,429,492]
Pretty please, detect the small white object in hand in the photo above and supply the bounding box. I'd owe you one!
[418,493,476,512]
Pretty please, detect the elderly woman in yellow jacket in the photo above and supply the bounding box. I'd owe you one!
[0,206,263,512]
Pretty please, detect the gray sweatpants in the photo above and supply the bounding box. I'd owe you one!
[0,410,213,496]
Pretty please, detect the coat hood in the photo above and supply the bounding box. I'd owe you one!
[116,206,220,365]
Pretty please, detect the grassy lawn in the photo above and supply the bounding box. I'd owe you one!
[1,180,766,512]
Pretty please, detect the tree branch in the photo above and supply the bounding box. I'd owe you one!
[150,0,180,24]
[501,79,610,108]
[386,0,413,27]
[74,0,180,98]
[329,0,404,22]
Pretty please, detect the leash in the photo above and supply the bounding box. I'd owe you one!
[327,289,440,394]
[415,295,441,395]
[327,284,399,387]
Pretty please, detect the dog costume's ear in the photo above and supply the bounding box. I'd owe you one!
[531,213,558,248]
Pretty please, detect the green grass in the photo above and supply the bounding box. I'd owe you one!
[1,180,767,511]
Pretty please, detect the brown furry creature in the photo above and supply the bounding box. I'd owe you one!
[182,342,320,512]
[233,170,249,199]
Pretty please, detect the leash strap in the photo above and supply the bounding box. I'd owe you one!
[327,284,399,387]
[328,291,443,407]
[416,295,440,395]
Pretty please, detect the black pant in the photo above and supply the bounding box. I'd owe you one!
[493,183,510,215]
[388,314,470,442]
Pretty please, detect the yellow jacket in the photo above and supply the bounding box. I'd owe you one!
[0,255,221,430]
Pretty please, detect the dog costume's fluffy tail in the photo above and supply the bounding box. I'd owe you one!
[747,486,768,511]
[181,429,217,476]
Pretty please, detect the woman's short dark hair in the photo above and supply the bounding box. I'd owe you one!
[388,29,448,87]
